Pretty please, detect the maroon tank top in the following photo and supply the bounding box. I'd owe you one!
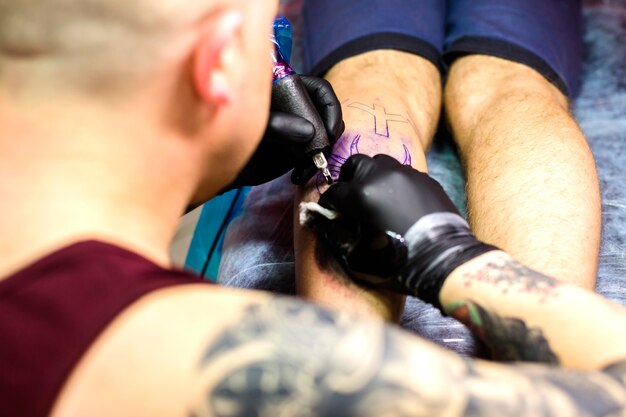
[0,241,206,417]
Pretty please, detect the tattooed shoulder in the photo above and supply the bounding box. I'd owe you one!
[188,297,464,417]
[188,297,626,417]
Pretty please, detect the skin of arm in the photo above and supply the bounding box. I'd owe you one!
[440,250,626,371]
[293,49,441,321]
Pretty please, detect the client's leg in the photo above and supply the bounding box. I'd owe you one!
[445,56,600,288]
[294,50,442,321]
[294,0,445,320]
[442,0,601,288]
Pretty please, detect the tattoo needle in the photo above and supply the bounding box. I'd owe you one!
[313,152,333,184]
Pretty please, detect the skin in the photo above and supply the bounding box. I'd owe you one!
[445,55,601,289]
[440,252,626,370]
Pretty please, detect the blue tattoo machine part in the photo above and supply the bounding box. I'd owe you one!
[270,18,333,185]
[273,16,293,64]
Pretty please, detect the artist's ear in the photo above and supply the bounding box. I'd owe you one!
[193,10,244,106]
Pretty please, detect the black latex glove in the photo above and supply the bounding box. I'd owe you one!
[309,154,497,309]
[225,76,344,191]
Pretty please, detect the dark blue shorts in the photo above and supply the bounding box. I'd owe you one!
[302,0,583,97]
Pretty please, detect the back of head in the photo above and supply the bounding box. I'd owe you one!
[0,0,214,96]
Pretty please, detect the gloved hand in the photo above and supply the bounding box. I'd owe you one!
[306,154,497,310]
[225,76,344,191]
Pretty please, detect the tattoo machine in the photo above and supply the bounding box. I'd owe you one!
[271,17,333,185]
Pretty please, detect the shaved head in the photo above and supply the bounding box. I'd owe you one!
[0,0,220,94]
[0,0,211,52]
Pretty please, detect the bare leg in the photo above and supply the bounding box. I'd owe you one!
[294,50,441,321]
[444,55,601,289]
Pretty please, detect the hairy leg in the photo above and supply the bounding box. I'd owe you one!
[294,50,441,321]
[444,55,601,289]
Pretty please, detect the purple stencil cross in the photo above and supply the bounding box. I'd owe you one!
[347,103,408,137]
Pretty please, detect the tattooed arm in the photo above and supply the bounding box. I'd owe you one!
[189,294,626,417]
[294,50,441,321]
[440,251,626,370]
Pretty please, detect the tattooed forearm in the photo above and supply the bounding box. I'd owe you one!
[461,257,561,303]
[190,297,626,417]
[447,300,559,364]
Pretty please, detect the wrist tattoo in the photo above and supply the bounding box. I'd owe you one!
[462,257,560,303]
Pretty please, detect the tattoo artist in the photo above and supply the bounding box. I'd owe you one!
[2,0,626,416]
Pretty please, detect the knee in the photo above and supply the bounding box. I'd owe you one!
[327,49,440,86]
[444,54,569,127]
[325,50,443,152]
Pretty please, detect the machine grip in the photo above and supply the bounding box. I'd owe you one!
[271,74,331,184]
